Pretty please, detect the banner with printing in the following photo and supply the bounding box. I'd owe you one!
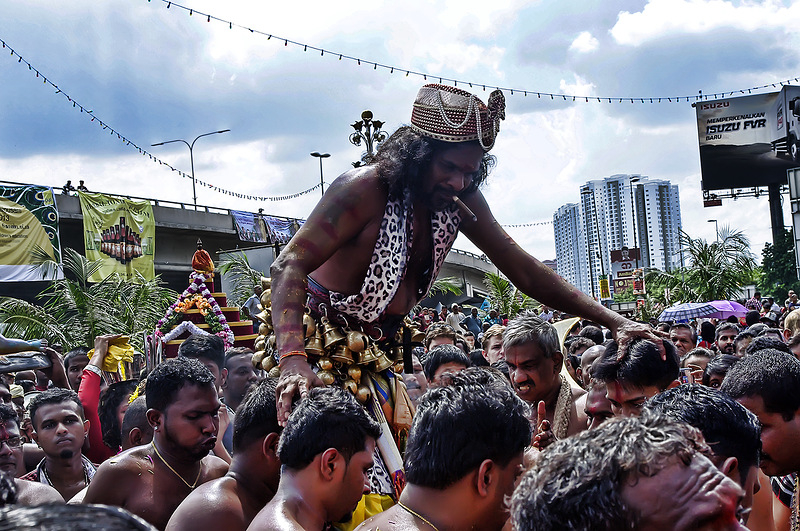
[78,192,155,282]
[231,210,268,243]
[263,215,296,244]
[0,184,62,281]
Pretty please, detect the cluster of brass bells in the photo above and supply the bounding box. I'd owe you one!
[250,277,281,378]
[306,315,405,403]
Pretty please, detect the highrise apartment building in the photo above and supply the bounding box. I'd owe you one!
[553,174,682,298]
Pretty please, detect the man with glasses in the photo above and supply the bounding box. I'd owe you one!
[0,404,63,504]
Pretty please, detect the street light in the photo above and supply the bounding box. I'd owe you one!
[629,177,640,268]
[707,219,719,243]
[152,129,230,207]
[310,152,330,198]
[350,110,387,167]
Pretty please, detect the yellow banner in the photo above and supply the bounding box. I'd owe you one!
[599,277,610,300]
[0,185,62,281]
[78,192,155,282]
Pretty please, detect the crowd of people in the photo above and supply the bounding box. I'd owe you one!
[2,302,800,529]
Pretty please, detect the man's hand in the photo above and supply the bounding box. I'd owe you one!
[612,319,668,361]
[90,334,122,367]
[40,346,69,389]
[531,400,555,451]
[276,356,324,426]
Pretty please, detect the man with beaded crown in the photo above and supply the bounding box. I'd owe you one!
[268,84,661,523]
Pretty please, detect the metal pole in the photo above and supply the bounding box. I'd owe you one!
[310,152,331,198]
[152,129,230,208]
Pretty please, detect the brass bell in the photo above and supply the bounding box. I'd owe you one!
[347,366,362,384]
[321,317,346,349]
[303,313,316,338]
[268,366,281,378]
[356,385,371,403]
[330,345,355,365]
[261,355,277,372]
[318,370,336,386]
[258,323,270,336]
[357,344,380,365]
[411,328,426,343]
[343,379,358,395]
[346,330,369,353]
[305,332,325,357]
[255,309,272,326]
[390,346,404,362]
[318,357,334,371]
[260,288,271,308]
[372,352,394,372]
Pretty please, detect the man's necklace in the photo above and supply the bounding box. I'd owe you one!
[397,501,440,531]
[151,443,201,490]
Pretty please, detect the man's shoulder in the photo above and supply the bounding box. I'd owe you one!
[14,478,65,505]
[167,477,243,531]
[355,506,415,530]
[202,454,230,479]
[94,447,150,477]
[247,500,302,531]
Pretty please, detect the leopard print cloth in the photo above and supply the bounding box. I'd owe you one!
[329,188,462,323]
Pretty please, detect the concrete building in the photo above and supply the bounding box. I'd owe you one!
[554,174,682,299]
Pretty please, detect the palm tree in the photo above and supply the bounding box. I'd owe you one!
[645,227,757,304]
[216,252,266,307]
[0,248,176,351]
[428,276,463,297]
[482,271,538,316]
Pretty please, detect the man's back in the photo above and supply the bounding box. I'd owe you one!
[83,444,228,530]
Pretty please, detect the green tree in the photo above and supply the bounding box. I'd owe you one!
[645,226,757,304]
[760,228,800,302]
[482,271,538,316]
[0,248,176,351]
[428,276,463,297]
[613,287,636,303]
[217,252,266,307]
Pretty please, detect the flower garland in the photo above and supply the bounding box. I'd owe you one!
[155,271,234,349]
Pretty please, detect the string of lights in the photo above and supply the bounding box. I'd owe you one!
[0,37,321,202]
[149,0,799,103]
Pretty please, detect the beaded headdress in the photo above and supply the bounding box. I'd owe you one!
[410,84,505,151]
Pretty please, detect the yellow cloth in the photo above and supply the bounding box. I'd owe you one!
[334,493,395,531]
[87,336,134,379]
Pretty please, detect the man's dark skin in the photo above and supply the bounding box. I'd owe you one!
[166,430,281,531]
[82,382,228,530]
[271,141,658,422]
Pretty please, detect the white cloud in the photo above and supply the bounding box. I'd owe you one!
[569,31,599,53]
[611,0,800,47]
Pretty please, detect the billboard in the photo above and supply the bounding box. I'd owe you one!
[696,86,800,191]
[0,184,62,281]
[78,192,155,282]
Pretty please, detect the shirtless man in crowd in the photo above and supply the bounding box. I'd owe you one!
[82,357,228,529]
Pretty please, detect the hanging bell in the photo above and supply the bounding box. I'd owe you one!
[390,346,404,362]
[411,327,426,343]
[318,370,336,386]
[321,317,346,349]
[318,357,334,371]
[343,379,358,395]
[303,313,316,338]
[356,385,371,403]
[346,330,369,353]
[372,352,394,372]
[330,345,355,365]
[347,366,362,384]
[357,344,380,365]
[304,331,325,357]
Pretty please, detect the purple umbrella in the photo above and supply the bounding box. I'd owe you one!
[707,300,748,319]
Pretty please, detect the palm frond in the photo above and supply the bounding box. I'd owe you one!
[428,277,463,297]
[217,252,266,307]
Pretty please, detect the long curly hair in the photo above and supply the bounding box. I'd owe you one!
[368,126,496,197]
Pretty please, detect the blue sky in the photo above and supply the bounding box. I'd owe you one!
[2,0,799,263]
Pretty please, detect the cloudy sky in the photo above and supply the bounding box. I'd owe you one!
[2,0,799,263]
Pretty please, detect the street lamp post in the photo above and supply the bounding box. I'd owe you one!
[152,129,230,208]
[629,177,640,268]
[349,110,387,167]
[310,152,330,198]
[707,219,719,243]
